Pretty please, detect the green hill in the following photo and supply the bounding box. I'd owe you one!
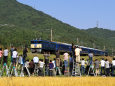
[85,27,115,48]
[85,27,115,39]
[84,27,115,54]
[0,0,115,55]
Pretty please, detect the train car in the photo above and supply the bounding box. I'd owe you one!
[31,40,42,53]
[31,40,56,53]
[31,40,71,53]
[30,39,108,56]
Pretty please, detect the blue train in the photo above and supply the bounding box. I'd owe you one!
[30,40,108,56]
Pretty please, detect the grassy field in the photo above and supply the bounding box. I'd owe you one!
[0,77,115,86]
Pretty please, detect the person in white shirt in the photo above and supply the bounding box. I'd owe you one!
[3,48,9,64]
[12,48,18,65]
[39,59,45,76]
[39,59,45,68]
[25,59,30,68]
[100,58,105,75]
[52,58,56,76]
[33,56,39,63]
[75,46,82,63]
[33,55,39,73]
[52,58,56,69]
[105,59,110,76]
[81,58,86,75]
[112,58,115,76]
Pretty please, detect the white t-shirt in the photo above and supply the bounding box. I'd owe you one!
[25,61,29,67]
[4,49,8,56]
[100,60,105,67]
[75,48,82,56]
[12,51,18,58]
[33,56,39,63]
[112,60,115,66]
[39,61,45,68]
[105,61,109,68]
[52,60,56,68]
[81,60,85,66]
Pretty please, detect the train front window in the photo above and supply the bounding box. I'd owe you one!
[31,41,39,43]
[31,40,42,44]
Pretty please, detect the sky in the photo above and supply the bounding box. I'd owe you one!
[17,0,115,30]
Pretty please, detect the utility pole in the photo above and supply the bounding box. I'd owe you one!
[51,28,52,41]
[103,45,106,56]
[93,43,95,48]
[103,45,105,51]
[112,48,113,56]
[77,37,79,45]
[10,43,11,47]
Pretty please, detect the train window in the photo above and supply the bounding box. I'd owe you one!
[31,41,34,43]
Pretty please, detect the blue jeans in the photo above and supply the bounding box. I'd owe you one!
[64,60,68,71]
[45,66,49,76]
[89,57,93,65]
[81,65,85,75]
[101,67,105,75]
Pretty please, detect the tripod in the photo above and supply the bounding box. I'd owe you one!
[34,63,39,76]
[10,64,18,77]
[72,59,81,76]
[88,64,95,76]
[1,63,9,77]
[20,64,24,77]
[55,66,61,76]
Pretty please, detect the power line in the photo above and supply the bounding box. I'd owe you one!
[51,28,53,41]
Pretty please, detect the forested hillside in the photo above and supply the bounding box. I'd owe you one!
[85,28,115,52]
[0,0,115,54]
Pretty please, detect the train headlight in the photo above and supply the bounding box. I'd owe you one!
[36,44,42,48]
[31,44,35,48]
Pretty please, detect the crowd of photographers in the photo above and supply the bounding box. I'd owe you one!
[0,46,115,77]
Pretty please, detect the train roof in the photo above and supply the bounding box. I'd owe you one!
[78,45,104,51]
[31,40,38,41]
[56,42,72,46]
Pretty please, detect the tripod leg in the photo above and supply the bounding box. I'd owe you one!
[88,67,90,75]
[20,66,24,77]
[14,68,18,77]
[6,65,9,76]
[1,65,5,76]
[25,66,30,76]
